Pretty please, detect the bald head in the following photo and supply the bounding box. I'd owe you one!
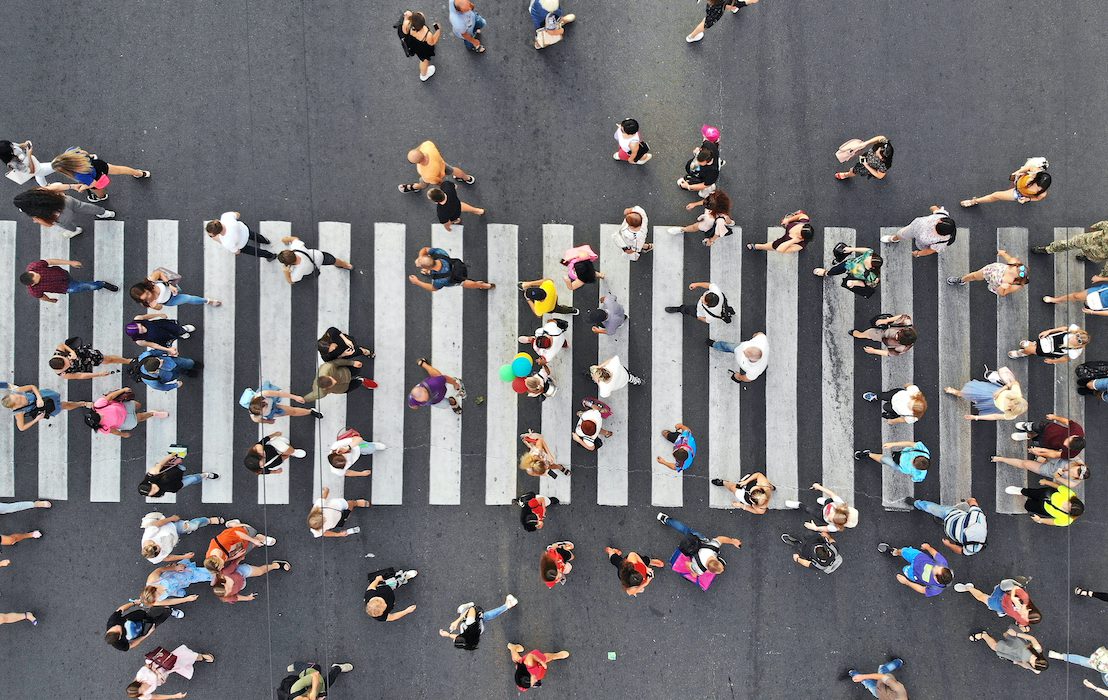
[407,148,427,165]
[742,346,763,363]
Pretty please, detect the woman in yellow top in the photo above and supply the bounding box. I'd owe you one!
[1005,479,1084,526]
[399,140,475,193]
[961,157,1051,208]
[519,278,579,317]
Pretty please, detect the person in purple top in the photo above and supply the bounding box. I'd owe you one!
[877,542,953,597]
[408,358,465,415]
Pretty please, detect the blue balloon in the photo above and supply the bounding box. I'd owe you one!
[512,356,533,377]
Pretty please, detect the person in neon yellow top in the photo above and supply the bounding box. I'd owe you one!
[519,278,578,317]
[1005,480,1084,526]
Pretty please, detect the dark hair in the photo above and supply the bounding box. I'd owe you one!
[520,509,540,532]
[620,118,639,135]
[142,356,161,374]
[18,271,35,286]
[137,480,153,497]
[47,356,65,370]
[573,260,597,284]
[625,211,642,228]
[936,217,956,238]
[540,552,560,582]
[1068,497,1085,517]
[1026,602,1042,625]
[1031,171,1051,191]
[204,220,223,235]
[524,287,547,301]
[696,148,714,164]
[619,561,644,588]
[811,543,835,566]
[589,309,608,325]
[104,629,122,645]
[912,456,930,472]
[705,190,731,215]
[514,663,534,690]
[799,223,815,241]
[426,187,446,204]
[878,140,894,167]
[13,188,66,224]
[84,408,103,431]
[328,452,347,469]
[897,328,917,347]
[410,11,427,31]
[701,292,719,308]
[1066,436,1085,453]
[243,451,263,474]
[0,141,15,164]
[276,250,298,266]
[868,253,884,272]
[130,281,156,305]
[935,567,953,586]
[672,448,689,465]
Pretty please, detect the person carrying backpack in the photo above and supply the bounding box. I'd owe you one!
[276,662,353,700]
[664,281,735,324]
[407,245,493,292]
[903,496,987,556]
[781,531,842,573]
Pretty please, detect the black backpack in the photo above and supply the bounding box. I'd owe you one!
[127,356,160,382]
[394,17,414,57]
[276,673,299,700]
[428,252,468,285]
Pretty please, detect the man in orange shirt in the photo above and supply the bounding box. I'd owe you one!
[203,520,276,573]
[399,140,476,193]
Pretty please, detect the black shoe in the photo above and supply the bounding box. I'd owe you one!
[853,449,871,460]
[664,306,681,313]
[101,282,119,292]
[256,233,272,244]
[877,542,891,554]
[548,497,560,505]
[902,496,916,507]
[1030,246,1049,255]
[780,534,800,546]
[711,478,724,487]
[310,409,324,419]
[705,338,716,348]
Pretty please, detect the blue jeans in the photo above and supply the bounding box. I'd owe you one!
[662,516,706,540]
[67,279,105,294]
[912,499,952,520]
[0,501,35,515]
[167,356,195,373]
[711,340,737,354]
[1060,654,1108,684]
[181,473,205,489]
[483,600,510,622]
[1094,378,1108,401]
[164,292,206,306]
[462,14,487,49]
[174,517,211,534]
[850,658,903,697]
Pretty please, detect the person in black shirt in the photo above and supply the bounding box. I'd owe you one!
[317,327,374,363]
[426,181,485,232]
[138,453,219,497]
[438,594,518,650]
[678,140,721,208]
[104,600,179,651]
[243,432,306,475]
[364,568,418,622]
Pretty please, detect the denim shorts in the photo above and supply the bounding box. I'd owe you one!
[987,585,1006,615]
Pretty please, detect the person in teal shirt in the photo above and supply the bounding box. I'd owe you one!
[855,440,929,483]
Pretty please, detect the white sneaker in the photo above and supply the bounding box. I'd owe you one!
[263,535,277,546]
[96,209,116,219]
[345,526,361,535]
[403,569,418,580]
[457,602,476,614]
[1047,650,1065,660]
[420,64,436,82]
[505,594,519,608]
[1004,485,1024,495]
[953,582,974,592]
[880,235,896,243]
[225,518,242,527]
[331,662,354,673]
[1010,432,1029,442]
[686,32,704,43]
[372,442,387,451]
[61,227,82,239]
[667,227,683,235]
[561,13,575,24]
[783,499,800,509]
[292,449,307,458]
[1007,350,1023,359]
[182,324,196,332]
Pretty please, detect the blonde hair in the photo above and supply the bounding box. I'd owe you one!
[1069,329,1091,348]
[139,586,159,606]
[524,375,544,393]
[910,394,928,418]
[1,395,20,409]
[307,509,324,531]
[51,150,94,178]
[365,597,387,617]
[519,453,549,477]
[1000,395,1028,420]
[141,542,161,559]
[203,555,223,572]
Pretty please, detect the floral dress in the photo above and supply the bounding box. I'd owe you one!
[851,146,890,178]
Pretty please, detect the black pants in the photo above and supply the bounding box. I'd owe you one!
[1090,590,1108,602]
[290,663,342,689]
[1020,487,1056,517]
[552,303,577,315]
[877,388,902,419]
[677,304,700,318]
[242,228,275,260]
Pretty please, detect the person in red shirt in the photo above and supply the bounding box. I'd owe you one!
[604,547,665,597]
[203,521,276,573]
[954,577,1041,631]
[211,560,290,603]
[1012,413,1085,459]
[516,492,559,532]
[507,643,570,692]
[19,258,118,303]
[539,541,574,588]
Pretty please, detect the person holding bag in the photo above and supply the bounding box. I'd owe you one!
[530,0,575,50]
[397,10,441,82]
[814,243,882,298]
[851,313,916,357]
[12,183,115,238]
[834,135,892,181]
[2,382,83,432]
[126,644,214,699]
[667,190,734,247]
[130,267,222,309]
[49,146,149,202]
[961,156,1051,207]
[84,387,168,438]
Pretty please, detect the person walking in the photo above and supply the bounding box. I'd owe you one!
[328,427,385,478]
[204,211,275,260]
[677,137,721,202]
[138,451,219,498]
[303,358,373,402]
[971,629,1049,674]
[105,600,182,651]
[882,205,957,257]
[668,191,734,247]
[1004,480,1084,527]
[612,206,651,260]
[507,644,570,692]
[134,348,201,392]
[126,644,214,699]
[612,118,651,164]
[241,382,322,423]
[277,235,353,285]
[711,472,775,514]
[408,245,493,291]
[814,243,882,298]
[851,313,916,357]
[211,559,291,604]
[1046,646,1108,685]
[203,520,276,573]
[1031,220,1108,274]
[707,331,769,383]
[686,0,759,43]
[780,531,842,573]
[571,400,612,451]
[364,568,418,622]
[518,431,568,479]
[656,422,697,473]
[861,383,927,425]
[141,511,224,564]
[20,257,117,303]
[307,486,369,538]
[1043,276,1108,317]
[540,541,575,588]
[961,157,1051,207]
[943,366,1026,421]
[991,455,1088,489]
[746,210,813,254]
[1008,323,1087,363]
[877,541,953,597]
[0,499,51,516]
[317,327,373,362]
[2,383,82,432]
[48,146,149,202]
[530,0,576,49]
[589,355,643,398]
[847,657,907,698]
[140,558,213,607]
[408,358,465,413]
[0,527,42,562]
[427,181,484,231]
[903,496,987,556]
[279,662,354,700]
[834,135,893,181]
[953,577,1040,630]
[1011,413,1084,458]
[520,278,578,316]
[783,483,859,533]
[85,387,167,437]
[517,491,560,531]
[560,243,602,292]
[589,290,627,336]
[604,547,665,597]
[665,281,735,325]
[447,0,488,54]
[398,10,442,81]
[854,440,930,483]
[244,432,307,476]
[12,183,114,238]
[399,140,475,193]
[439,595,518,650]
[1,138,51,185]
[656,512,742,581]
[125,313,195,354]
[49,336,130,380]
[946,248,1028,296]
[130,268,221,309]
[520,319,570,366]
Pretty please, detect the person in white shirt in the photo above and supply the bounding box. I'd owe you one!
[328,428,386,478]
[1007,324,1088,364]
[612,206,651,261]
[277,235,354,285]
[140,512,224,565]
[518,319,569,366]
[665,281,734,324]
[589,355,643,398]
[707,332,768,383]
[307,487,369,538]
[204,211,276,261]
[1,139,54,185]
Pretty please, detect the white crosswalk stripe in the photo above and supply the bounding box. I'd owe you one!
[1,219,1091,512]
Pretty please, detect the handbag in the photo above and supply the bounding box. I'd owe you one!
[835,138,866,163]
[144,646,177,671]
[153,267,182,283]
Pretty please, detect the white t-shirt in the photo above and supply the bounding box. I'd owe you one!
[218,212,250,253]
[697,283,726,323]
[154,281,174,305]
[614,128,640,153]
[532,320,568,364]
[595,356,629,398]
[284,239,324,283]
[574,408,604,446]
[891,385,922,424]
[310,497,348,538]
[329,436,362,474]
[140,512,178,564]
[735,334,769,380]
[1039,324,1084,359]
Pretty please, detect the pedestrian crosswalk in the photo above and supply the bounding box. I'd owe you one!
[0,220,1093,512]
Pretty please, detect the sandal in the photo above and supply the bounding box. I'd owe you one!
[416,357,429,368]
[398,183,420,193]
[273,560,292,572]
[834,172,850,180]
[455,174,476,184]
[205,299,222,307]
[969,632,986,642]
[133,170,151,179]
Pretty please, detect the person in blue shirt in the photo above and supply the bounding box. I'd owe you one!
[407,245,494,292]
[657,422,697,473]
[854,440,929,483]
[878,542,953,597]
[1,383,81,431]
[448,0,487,53]
[529,0,575,50]
[136,348,200,392]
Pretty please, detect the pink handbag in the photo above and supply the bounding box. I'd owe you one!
[835,138,866,163]
[92,174,111,189]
